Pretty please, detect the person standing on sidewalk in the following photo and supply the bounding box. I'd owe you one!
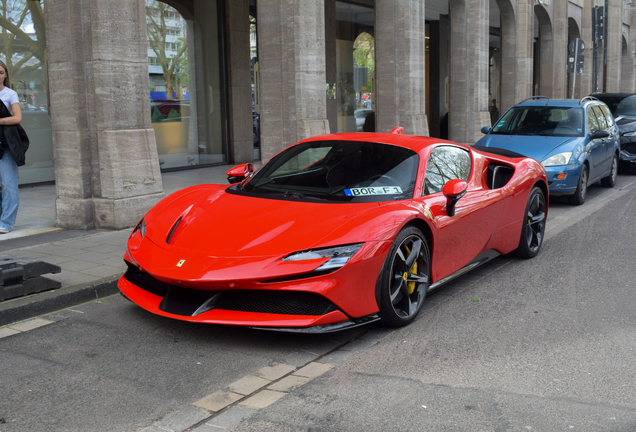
[0,61,23,234]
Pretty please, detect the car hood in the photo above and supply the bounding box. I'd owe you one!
[615,117,636,133]
[143,187,387,257]
[476,134,580,161]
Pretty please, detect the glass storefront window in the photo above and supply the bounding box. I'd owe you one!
[147,0,226,170]
[335,1,375,133]
[0,1,53,185]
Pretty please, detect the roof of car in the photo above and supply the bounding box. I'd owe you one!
[592,93,636,98]
[300,132,464,154]
[513,96,603,108]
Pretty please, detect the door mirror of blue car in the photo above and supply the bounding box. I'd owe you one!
[481,126,491,134]
[590,130,609,140]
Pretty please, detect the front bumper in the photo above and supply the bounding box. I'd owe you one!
[119,239,391,332]
[544,164,583,196]
[619,136,636,162]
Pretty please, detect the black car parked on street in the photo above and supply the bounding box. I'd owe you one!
[592,93,636,165]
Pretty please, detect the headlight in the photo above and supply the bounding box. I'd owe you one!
[623,131,636,137]
[131,218,146,238]
[541,152,573,167]
[283,243,364,272]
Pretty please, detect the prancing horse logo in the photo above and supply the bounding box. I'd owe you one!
[176,259,186,267]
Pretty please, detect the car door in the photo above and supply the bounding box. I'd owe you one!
[586,106,607,180]
[599,103,620,161]
[591,105,614,177]
[417,145,500,282]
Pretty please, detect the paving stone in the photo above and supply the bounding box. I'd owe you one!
[36,255,75,265]
[10,318,53,332]
[228,375,271,395]
[267,375,311,392]
[73,251,112,263]
[319,349,358,365]
[254,363,296,381]
[206,406,258,429]
[155,406,210,432]
[339,337,377,352]
[293,362,334,378]
[193,391,243,413]
[0,327,21,338]
[283,350,320,367]
[80,265,124,278]
[60,259,103,272]
[239,390,286,409]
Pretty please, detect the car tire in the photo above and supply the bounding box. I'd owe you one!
[600,154,618,188]
[377,226,430,327]
[568,164,588,205]
[514,186,547,259]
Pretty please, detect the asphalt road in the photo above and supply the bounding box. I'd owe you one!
[1,167,635,432]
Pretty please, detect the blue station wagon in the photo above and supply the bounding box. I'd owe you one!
[475,96,620,205]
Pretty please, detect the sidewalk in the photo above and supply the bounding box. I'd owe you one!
[0,164,236,326]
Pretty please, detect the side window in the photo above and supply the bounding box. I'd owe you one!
[592,106,608,130]
[424,146,472,195]
[599,104,615,127]
[587,108,600,134]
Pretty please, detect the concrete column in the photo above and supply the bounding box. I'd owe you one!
[46,0,163,230]
[257,0,329,162]
[375,0,428,136]
[578,0,595,96]
[514,0,534,104]
[605,0,622,91]
[552,0,568,98]
[226,0,254,164]
[449,0,490,144]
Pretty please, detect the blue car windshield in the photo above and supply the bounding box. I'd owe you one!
[234,140,419,203]
[491,107,584,137]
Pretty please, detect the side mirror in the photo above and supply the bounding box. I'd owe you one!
[442,179,468,217]
[226,163,254,184]
[590,130,609,140]
[481,126,492,134]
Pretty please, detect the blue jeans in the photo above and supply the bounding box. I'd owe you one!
[0,149,19,230]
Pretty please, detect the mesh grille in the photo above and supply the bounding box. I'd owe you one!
[216,290,337,316]
[123,263,338,317]
[623,141,636,156]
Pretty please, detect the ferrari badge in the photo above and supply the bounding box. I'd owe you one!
[176,259,186,267]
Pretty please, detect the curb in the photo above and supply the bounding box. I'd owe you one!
[0,275,121,327]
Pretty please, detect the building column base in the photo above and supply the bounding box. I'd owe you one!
[55,193,165,230]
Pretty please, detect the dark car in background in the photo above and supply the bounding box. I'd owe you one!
[592,93,636,165]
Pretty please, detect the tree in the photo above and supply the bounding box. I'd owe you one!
[0,0,47,95]
[146,0,187,99]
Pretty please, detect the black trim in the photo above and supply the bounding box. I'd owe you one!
[473,145,526,159]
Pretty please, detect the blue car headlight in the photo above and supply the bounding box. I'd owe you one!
[283,243,364,272]
[542,152,573,167]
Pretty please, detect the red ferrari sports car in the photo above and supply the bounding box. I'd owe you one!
[119,129,548,332]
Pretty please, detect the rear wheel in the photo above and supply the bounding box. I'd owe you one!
[514,186,546,259]
[568,164,588,205]
[600,154,618,187]
[378,226,430,327]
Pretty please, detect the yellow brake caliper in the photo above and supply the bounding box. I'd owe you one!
[403,245,417,295]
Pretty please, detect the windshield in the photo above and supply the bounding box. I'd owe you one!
[595,95,636,118]
[491,107,584,137]
[615,96,636,119]
[234,140,419,203]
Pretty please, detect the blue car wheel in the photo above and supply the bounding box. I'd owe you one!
[568,164,588,205]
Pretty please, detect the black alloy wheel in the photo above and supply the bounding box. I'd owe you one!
[514,186,546,259]
[568,164,588,205]
[600,154,618,187]
[378,226,430,327]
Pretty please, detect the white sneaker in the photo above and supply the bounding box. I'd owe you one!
[0,227,10,234]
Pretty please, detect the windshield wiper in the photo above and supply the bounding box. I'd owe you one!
[281,191,326,201]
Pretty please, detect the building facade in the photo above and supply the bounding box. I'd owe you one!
[1,0,634,229]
